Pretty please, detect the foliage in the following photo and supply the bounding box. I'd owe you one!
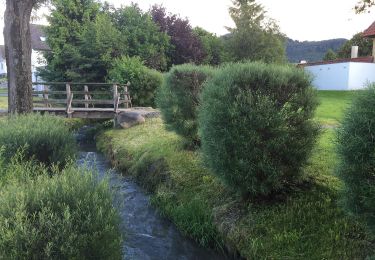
[0,114,76,166]
[323,49,338,61]
[193,27,225,65]
[336,33,373,58]
[198,62,320,196]
[150,5,205,67]
[97,118,375,259]
[286,38,347,63]
[156,64,215,147]
[39,0,103,82]
[108,56,163,107]
[355,0,375,13]
[336,85,375,233]
[0,162,122,259]
[112,4,171,71]
[224,0,286,63]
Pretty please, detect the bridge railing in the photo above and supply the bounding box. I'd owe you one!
[32,82,132,115]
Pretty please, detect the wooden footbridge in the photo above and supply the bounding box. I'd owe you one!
[31,82,132,119]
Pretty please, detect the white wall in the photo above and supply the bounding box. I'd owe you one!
[305,62,350,90]
[348,63,375,90]
[305,62,375,90]
[31,50,47,91]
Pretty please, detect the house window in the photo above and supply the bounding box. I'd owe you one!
[40,37,46,42]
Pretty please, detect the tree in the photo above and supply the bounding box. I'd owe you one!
[4,0,46,114]
[193,27,225,65]
[224,0,286,63]
[112,4,171,71]
[355,0,375,13]
[38,0,102,83]
[323,49,338,61]
[336,33,373,58]
[150,5,205,67]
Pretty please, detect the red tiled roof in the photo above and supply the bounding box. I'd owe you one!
[363,21,375,38]
[298,56,374,67]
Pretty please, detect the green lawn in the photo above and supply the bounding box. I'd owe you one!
[0,89,7,94]
[0,97,7,109]
[315,91,356,126]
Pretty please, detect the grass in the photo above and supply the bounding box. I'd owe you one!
[97,117,375,259]
[0,97,6,109]
[315,91,357,126]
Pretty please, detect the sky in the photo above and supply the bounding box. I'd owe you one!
[0,0,374,44]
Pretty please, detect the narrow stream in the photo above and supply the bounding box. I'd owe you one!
[76,130,228,260]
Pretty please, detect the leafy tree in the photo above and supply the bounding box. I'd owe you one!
[337,33,373,58]
[112,4,171,71]
[225,0,286,63]
[150,5,205,67]
[193,27,225,65]
[355,0,375,13]
[323,49,338,61]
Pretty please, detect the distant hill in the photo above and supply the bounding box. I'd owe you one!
[286,38,347,63]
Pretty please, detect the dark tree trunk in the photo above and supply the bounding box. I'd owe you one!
[4,0,35,114]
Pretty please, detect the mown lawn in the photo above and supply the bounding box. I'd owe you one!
[0,97,7,109]
[98,115,374,259]
[315,90,356,126]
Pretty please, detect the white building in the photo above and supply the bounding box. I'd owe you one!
[0,24,50,89]
[301,21,375,90]
[0,46,6,76]
[303,57,375,90]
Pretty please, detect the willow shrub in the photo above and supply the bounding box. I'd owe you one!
[156,64,215,147]
[199,62,319,196]
[0,163,122,259]
[337,85,375,233]
[0,114,76,166]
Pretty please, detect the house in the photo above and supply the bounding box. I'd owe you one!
[0,45,6,76]
[0,24,50,89]
[300,22,375,90]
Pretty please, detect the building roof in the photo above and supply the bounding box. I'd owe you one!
[363,21,375,38]
[0,45,5,61]
[30,24,50,51]
[298,56,374,67]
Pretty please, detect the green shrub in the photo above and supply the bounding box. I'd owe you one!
[0,114,76,166]
[337,85,375,233]
[198,62,319,196]
[0,163,122,259]
[108,56,163,107]
[156,64,215,147]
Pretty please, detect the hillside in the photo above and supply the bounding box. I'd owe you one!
[286,38,347,63]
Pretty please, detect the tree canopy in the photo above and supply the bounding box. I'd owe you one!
[224,0,286,63]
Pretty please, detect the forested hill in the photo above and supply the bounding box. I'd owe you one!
[286,38,347,63]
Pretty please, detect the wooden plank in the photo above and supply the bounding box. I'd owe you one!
[84,85,89,108]
[33,82,121,86]
[33,99,67,104]
[71,99,115,104]
[33,91,67,95]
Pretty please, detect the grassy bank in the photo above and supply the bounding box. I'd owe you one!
[97,117,374,259]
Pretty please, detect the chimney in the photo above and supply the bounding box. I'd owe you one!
[351,46,359,59]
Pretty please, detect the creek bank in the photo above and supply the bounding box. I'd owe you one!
[96,118,375,259]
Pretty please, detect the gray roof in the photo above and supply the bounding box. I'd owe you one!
[30,24,50,51]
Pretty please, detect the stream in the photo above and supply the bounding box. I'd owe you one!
[76,129,228,260]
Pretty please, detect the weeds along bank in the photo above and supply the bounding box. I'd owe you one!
[98,62,375,258]
[0,114,122,259]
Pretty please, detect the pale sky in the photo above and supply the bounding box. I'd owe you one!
[0,0,374,44]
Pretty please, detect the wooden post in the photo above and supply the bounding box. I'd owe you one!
[124,81,131,108]
[43,85,49,107]
[84,85,89,108]
[113,84,119,113]
[66,83,73,118]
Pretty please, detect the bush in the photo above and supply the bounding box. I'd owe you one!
[337,85,375,233]
[108,56,163,107]
[156,64,215,147]
[0,163,122,259]
[198,62,319,196]
[0,114,76,166]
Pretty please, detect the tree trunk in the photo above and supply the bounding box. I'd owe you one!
[4,0,34,114]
